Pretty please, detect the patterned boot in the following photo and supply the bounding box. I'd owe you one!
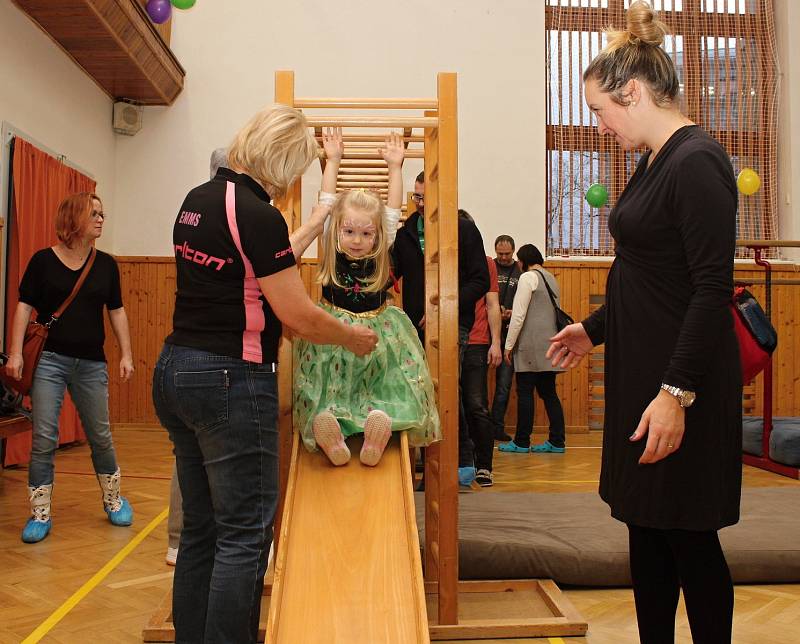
[96,468,133,526]
[21,484,53,543]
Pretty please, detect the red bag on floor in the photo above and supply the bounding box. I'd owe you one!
[730,287,777,384]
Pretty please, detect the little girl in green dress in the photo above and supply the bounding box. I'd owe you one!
[293,129,440,466]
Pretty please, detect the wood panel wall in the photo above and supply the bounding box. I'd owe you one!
[104,257,800,428]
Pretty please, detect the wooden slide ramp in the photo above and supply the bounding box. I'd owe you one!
[266,431,430,644]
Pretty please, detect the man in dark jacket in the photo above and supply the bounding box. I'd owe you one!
[392,172,489,340]
[490,235,522,441]
[392,171,490,481]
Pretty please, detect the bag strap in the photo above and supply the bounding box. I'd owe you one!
[50,247,97,324]
[532,269,559,311]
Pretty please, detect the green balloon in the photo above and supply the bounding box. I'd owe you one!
[171,0,196,9]
[585,183,608,208]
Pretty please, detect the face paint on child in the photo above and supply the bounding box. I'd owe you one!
[338,211,378,258]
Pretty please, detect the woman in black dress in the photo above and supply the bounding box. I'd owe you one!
[548,2,742,642]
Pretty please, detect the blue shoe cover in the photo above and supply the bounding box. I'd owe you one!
[530,441,566,453]
[22,518,51,543]
[498,441,530,453]
[458,466,477,487]
[106,496,133,526]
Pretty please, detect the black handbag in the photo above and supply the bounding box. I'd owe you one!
[533,269,574,331]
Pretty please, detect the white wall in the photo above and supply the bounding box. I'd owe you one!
[112,0,546,257]
[775,0,800,262]
[0,0,116,251]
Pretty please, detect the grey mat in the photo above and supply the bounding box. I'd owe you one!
[415,487,800,586]
[742,416,800,467]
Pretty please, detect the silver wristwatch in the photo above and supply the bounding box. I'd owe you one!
[660,383,696,408]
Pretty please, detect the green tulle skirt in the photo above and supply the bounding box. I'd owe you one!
[293,301,441,453]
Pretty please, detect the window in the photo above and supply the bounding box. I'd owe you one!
[546,0,778,256]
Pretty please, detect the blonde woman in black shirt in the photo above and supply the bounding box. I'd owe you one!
[152,105,377,644]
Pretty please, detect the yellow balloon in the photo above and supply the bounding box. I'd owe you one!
[737,168,761,196]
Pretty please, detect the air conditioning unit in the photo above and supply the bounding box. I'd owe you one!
[112,100,143,136]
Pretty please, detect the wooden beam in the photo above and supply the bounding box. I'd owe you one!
[295,98,437,109]
[305,116,438,128]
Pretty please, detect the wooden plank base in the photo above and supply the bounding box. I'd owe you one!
[426,580,587,640]
[144,579,588,643]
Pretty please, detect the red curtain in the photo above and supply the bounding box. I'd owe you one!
[4,138,97,466]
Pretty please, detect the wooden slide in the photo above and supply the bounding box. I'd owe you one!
[265,431,430,644]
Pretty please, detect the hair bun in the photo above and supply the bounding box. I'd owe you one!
[626,0,668,47]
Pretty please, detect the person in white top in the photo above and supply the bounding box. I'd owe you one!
[499,244,566,454]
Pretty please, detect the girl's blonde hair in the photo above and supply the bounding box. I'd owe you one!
[227,104,318,197]
[583,1,679,108]
[317,190,390,293]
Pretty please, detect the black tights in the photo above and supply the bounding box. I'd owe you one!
[628,524,733,644]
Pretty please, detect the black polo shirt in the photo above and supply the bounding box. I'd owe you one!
[166,168,296,363]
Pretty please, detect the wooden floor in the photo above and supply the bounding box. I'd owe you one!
[1,426,798,643]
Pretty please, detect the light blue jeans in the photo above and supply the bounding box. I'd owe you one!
[28,350,118,487]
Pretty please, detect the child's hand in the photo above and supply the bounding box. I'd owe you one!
[380,132,405,169]
[322,127,344,162]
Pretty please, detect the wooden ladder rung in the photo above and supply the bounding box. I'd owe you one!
[296,97,438,109]
[318,134,425,143]
[305,116,438,128]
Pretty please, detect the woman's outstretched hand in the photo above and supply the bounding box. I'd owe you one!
[546,322,592,369]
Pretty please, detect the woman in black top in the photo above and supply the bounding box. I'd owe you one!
[549,3,741,642]
[6,192,135,544]
[152,105,377,644]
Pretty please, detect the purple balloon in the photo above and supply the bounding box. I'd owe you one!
[146,0,172,24]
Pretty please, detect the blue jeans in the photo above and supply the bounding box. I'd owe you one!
[490,358,514,431]
[29,351,117,487]
[152,344,279,644]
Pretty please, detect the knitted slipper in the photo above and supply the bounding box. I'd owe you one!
[313,412,350,466]
[360,410,392,466]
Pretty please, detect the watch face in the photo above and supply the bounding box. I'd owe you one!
[681,391,696,407]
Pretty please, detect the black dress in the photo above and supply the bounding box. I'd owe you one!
[582,125,743,531]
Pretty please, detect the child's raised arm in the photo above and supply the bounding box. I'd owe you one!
[320,127,343,200]
[380,132,405,211]
[380,132,404,245]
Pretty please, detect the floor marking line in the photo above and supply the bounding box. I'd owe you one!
[22,506,169,644]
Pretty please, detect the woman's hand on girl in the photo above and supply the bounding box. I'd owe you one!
[630,390,686,464]
[380,132,405,169]
[546,323,592,369]
[345,325,378,357]
[322,127,344,162]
